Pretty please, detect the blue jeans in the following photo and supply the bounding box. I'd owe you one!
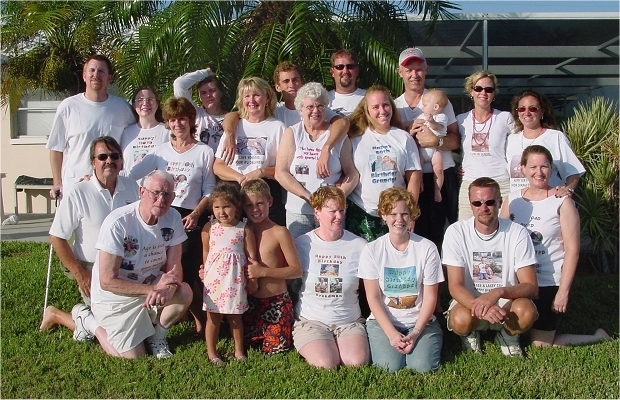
[366,318,443,373]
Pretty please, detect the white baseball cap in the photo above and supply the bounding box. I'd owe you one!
[399,48,426,66]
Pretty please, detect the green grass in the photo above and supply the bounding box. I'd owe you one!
[2,241,618,398]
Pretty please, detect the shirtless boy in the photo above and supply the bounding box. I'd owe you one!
[241,179,303,354]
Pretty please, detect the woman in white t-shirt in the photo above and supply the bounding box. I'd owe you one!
[457,70,515,220]
[345,85,422,242]
[359,187,444,373]
[213,77,287,226]
[506,89,585,193]
[121,87,170,172]
[293,186,369,369]
[500,145,609,347]
[276,82,359,238]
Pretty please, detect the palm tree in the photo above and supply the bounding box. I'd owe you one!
[114,0,459,109]
[1,0,162,109]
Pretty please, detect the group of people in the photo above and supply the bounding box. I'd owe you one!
[39,47,609,373]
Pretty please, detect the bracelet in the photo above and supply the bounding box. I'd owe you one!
[437,138,444,148]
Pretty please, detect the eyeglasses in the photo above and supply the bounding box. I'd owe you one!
[471,199,497,207]
[96,152,121,161]
[135,97,155,104]
[332,63,358,70]
[516,106,540,113]
[473,86,495,94]
[144,188,173,201]
[304,104,326,112]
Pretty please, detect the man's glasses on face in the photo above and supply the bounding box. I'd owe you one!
[96,153,121,161]
[144,188,174,202]
[332,63,357,70]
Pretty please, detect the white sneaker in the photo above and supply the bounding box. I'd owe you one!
[495,329,523,357]
[71,304,94,342]
[145,335,173,359]
[460,330,482,353]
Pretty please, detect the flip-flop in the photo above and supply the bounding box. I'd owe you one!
[210,357,224,365]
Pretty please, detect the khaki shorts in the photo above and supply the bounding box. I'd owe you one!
[91,297,156,353]
[293,317,367,351]
[446,298,511,332]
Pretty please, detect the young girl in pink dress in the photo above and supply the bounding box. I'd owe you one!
[202,182,258,363]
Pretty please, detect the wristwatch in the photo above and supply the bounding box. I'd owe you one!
[437,138,444,148]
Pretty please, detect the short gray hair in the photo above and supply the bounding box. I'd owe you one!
[142,170,174,188]
[294,82,329,111]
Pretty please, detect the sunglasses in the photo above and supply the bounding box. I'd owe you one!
[516,106,540,113]
[96,152,121,161]
[332,63,357,70]
[471,199,497,207]
[473,86,495,94]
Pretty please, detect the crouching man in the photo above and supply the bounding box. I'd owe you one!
[442,177,538,357]
[90,170,192,359]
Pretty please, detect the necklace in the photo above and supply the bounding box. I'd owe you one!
[521,128,546,150]
[472,109,493,146]
[473,219,500,241]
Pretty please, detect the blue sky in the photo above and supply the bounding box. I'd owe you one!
[452,0,619,13]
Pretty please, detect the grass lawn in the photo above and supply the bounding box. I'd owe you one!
[1,241,618,398]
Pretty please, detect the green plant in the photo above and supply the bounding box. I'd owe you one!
[562,97,619,273]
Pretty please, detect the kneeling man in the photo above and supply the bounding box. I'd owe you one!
[90,170,192,359]
[442,177,538,357]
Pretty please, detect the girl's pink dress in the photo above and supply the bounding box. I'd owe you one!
[202,220,248,314]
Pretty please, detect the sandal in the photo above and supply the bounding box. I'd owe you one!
[210,357,224,365]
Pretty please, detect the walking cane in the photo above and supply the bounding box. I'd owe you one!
[43,192,60,315]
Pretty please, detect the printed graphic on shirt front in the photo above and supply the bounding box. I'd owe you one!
[236,137,267,167]
[369,148,398,184]
[384,266,418,309]
[200,118,224,148]
[472,251,502,292]
[119,235,167,283]
[132,135,159,163]
[161,227,174,242]
[509,154,528,190]
[294,164,310,175]
[312,257,346,298]
[166,161,195,200]
[471,130,490,153]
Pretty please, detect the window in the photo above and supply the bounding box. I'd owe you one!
[12,90,63,144]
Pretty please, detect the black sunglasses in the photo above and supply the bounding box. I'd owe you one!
[471,199,497,207]
[96,152,121,161]
[473,86,495,94]
[332,63,357,70]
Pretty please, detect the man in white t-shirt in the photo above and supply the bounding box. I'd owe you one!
[47,55,135,199]
[442,177,539,357]
[40,136,140,341]
[89,170,192,359]
[327,49,365,118]
[394,47,460,250]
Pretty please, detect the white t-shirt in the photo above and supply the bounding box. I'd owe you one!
[294,230,367,326]
[349,127,421,216]
[415,113,448,163]
[456,109,515,181]
[507,190,567,286]
[285,122,346,215]
[505,128,586,191]
[91,202,187,303]
[121,123,170,172]
[127,141,216,209]
[275,102,339,128]
[442,217,537,296]
[49,177,140,263]
[394,91,457,173]
[46,93,135,192]
[358,233,444,329]
[328,88,366,118]
[215,118,285,174]
[173,69,227,153]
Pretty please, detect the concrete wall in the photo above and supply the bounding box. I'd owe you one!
[1,105,56,216]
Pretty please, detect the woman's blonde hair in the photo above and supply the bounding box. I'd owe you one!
[234,77,277,120]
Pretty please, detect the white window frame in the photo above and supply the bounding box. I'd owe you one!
[10,90,63,145]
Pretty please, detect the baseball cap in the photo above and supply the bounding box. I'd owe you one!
[399,48,426,66]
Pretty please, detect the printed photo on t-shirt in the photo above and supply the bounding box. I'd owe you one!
[509,155,525,178]
[314,276,343,298]
[236,137,267,166]
[472,251,502,292]
[294,164,310,175]
[383,266,418,309]
[320,263,339,277]
[471,131,490,153]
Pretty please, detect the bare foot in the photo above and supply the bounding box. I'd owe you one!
[39,306,59,331]
[595,328,611,341]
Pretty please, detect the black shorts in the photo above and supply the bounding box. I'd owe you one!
[531,286,560,331]
[173,206,211,288]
